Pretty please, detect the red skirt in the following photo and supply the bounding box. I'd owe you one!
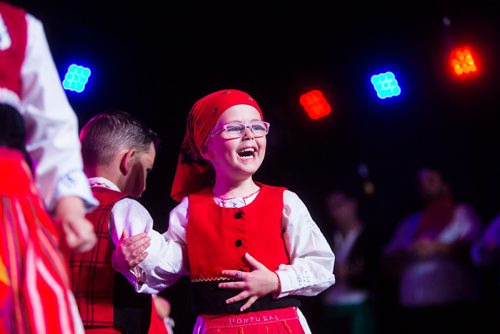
[199,307,305,334]
[0,147,81,334]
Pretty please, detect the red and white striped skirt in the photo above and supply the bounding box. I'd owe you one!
[0,147,82,334]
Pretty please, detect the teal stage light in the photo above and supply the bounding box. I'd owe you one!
[370,71,401,99]
[62,64,91,93]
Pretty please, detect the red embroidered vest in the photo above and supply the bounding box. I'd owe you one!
[69,187,129,327]
[186,184,290,280]
[0,2,26,100]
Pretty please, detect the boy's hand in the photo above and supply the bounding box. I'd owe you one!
[112,230,151,271]
[219,252,280,312]
[55,196,96,253]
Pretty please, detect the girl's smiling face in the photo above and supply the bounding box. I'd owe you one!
[202,104,267,183]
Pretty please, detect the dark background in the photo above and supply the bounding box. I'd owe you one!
[11,0,500,332]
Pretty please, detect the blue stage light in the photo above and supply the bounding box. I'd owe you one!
[370,71,401,99]
[62,64,91,93]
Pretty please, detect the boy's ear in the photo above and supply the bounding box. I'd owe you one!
[119,149,136,175]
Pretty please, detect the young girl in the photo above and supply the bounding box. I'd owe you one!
[117,89,335,334]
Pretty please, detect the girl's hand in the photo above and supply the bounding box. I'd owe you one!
[112,230,151,270]
[219,252,280,312]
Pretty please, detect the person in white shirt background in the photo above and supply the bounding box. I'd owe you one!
[382,166,482,334]
[471,210,500,333]
[321,189,381,334]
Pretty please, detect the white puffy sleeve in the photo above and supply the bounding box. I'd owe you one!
[274,190,335,298]
[133,197,190,293]
[19,13,97,212]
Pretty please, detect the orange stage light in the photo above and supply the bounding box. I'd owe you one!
[449,47,478,76]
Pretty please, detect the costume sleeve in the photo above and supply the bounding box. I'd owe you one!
[274,190,335,298]
[452,204,482,241]
[471,213,500,266]
[118,197,189,294]
[19,13,97,212]
[382,213,420,255]
[110,198,155,246]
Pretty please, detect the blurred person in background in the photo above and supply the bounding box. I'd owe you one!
[471,211,500,333]
[321,188,382,334]
[382,166,482,334]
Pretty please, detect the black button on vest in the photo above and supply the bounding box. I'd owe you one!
[234,211,243,219]
[235,239,243,247]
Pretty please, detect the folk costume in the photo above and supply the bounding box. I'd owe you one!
[0,2,97,333]
[118,90,335,334]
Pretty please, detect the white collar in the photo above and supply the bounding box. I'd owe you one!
[88,177,121,192]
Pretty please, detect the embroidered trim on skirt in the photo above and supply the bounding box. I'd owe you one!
[199,307,305,334]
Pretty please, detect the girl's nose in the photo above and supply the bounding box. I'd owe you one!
[242,126,255,139]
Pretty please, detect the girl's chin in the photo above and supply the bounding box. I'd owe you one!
[235,165,260,175]
[239,160,262,169]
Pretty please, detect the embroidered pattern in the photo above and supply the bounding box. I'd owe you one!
[191,276,233,283]
[213,188,261,208]
[304,212,319,232]
[293,266,313,288]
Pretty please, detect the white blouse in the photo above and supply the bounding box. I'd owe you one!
[11,13,97,211]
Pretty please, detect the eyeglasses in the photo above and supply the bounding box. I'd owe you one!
[211,121,270,138]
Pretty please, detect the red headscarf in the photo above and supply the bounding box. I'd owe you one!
[170,89,263,202]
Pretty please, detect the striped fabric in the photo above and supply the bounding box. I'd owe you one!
[0,147,80,334]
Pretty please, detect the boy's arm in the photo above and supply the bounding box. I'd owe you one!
[111,197,188,293]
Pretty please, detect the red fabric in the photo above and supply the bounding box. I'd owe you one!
[0,147,35,196]
[69,187,129,327]
[0,2,27,100]
[0,148,78,333]
[85,328,122,334]
[171,89,263,202]
[201,307,305,334]
[416,194,456,239]
[188,89,263,152]
[148,306,169,334]
[186,184,289,280]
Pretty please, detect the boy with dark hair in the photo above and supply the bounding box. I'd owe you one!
[69,110,160,333]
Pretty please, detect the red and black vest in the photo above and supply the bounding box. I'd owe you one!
[0,1,26,101]
[69,186,152,333]
[186,183,301,314]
